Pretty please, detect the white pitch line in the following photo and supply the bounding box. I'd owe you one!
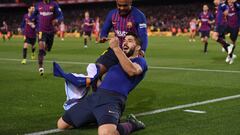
[183,109,206,114]
[24,129,63,135]
[25,94,240,135]
[135,94,240,117]
[1,58,240,74]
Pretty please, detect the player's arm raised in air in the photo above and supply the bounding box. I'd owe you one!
[100,10,114,43]
[109,37,143,77]
[134,10,148,55]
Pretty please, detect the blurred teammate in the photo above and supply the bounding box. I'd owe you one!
[56,32,147,135]
[0,21,8,42]
[60,21,65,41]
[225,0,240,64]
[82,11,94,48]
[212,0,234,63]
[95,0,147,91]
[94,16,100,43]
[198,5,214,53]
[189,18,197,42]
[20,6,37,64]
[31,0,63,75]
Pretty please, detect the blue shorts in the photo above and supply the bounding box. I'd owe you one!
[96,48,119,70]
[24,37,36,46]
[62,89,126,128]
[38,32,54,52]
[214,25,227,39]
[84,31,92,37]
[200,30,210,38]
[225,26,239,42]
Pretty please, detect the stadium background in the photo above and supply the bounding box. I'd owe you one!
[0,0,240,135]
[0,0,212,35]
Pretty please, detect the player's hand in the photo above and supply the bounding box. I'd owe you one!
[99,37,109,43]
[109,37,120,50]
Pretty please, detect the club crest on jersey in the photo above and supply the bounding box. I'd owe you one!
[116,30,127,37]
[127,22,133,28]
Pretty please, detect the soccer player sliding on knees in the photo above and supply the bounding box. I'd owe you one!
[54,33,148,135]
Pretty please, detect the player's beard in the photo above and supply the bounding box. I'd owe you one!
[124,48,135,57]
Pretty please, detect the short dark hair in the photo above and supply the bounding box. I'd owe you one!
[126,32,141,46]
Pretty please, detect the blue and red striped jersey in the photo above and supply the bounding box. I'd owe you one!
[31,1,63,33]
[21,14,37,38]
[198,11,214,31]
[215,3,228,26]
[83,18,94,32]
[227,3,239,28]
[99,57,148,97]
[101,7,148,52]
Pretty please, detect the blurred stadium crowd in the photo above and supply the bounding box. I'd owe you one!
[0,1,212,34]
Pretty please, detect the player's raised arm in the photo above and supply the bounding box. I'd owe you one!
[100,10,114,43]
[134,11,148,53]
[109,34,145,77]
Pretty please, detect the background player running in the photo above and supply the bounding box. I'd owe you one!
[56,32,148,135]
[189,18,197,42]
[21,6,37,64]
[0,21,8,42]
[212,0,234,63]
[82,11,94,48]
[94,16,100,44]
[31,0,64,75]
[59,21,65,41]
[198,4,214,53]
[225,0,239,64]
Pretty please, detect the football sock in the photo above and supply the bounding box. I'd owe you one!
[38,49,45,68]
[32,47,35,53]
[84,38,87,46]
[23,48,27,59]
[117,122,134,135]
[217,38,228,52]
[229,45,236,58]
[204,42,208,53]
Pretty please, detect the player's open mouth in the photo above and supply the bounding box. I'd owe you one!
[123,45,129,51]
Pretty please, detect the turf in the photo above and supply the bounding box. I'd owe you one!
[0,36,239,135]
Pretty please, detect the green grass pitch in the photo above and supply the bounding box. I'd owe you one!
[0,36,240,135]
